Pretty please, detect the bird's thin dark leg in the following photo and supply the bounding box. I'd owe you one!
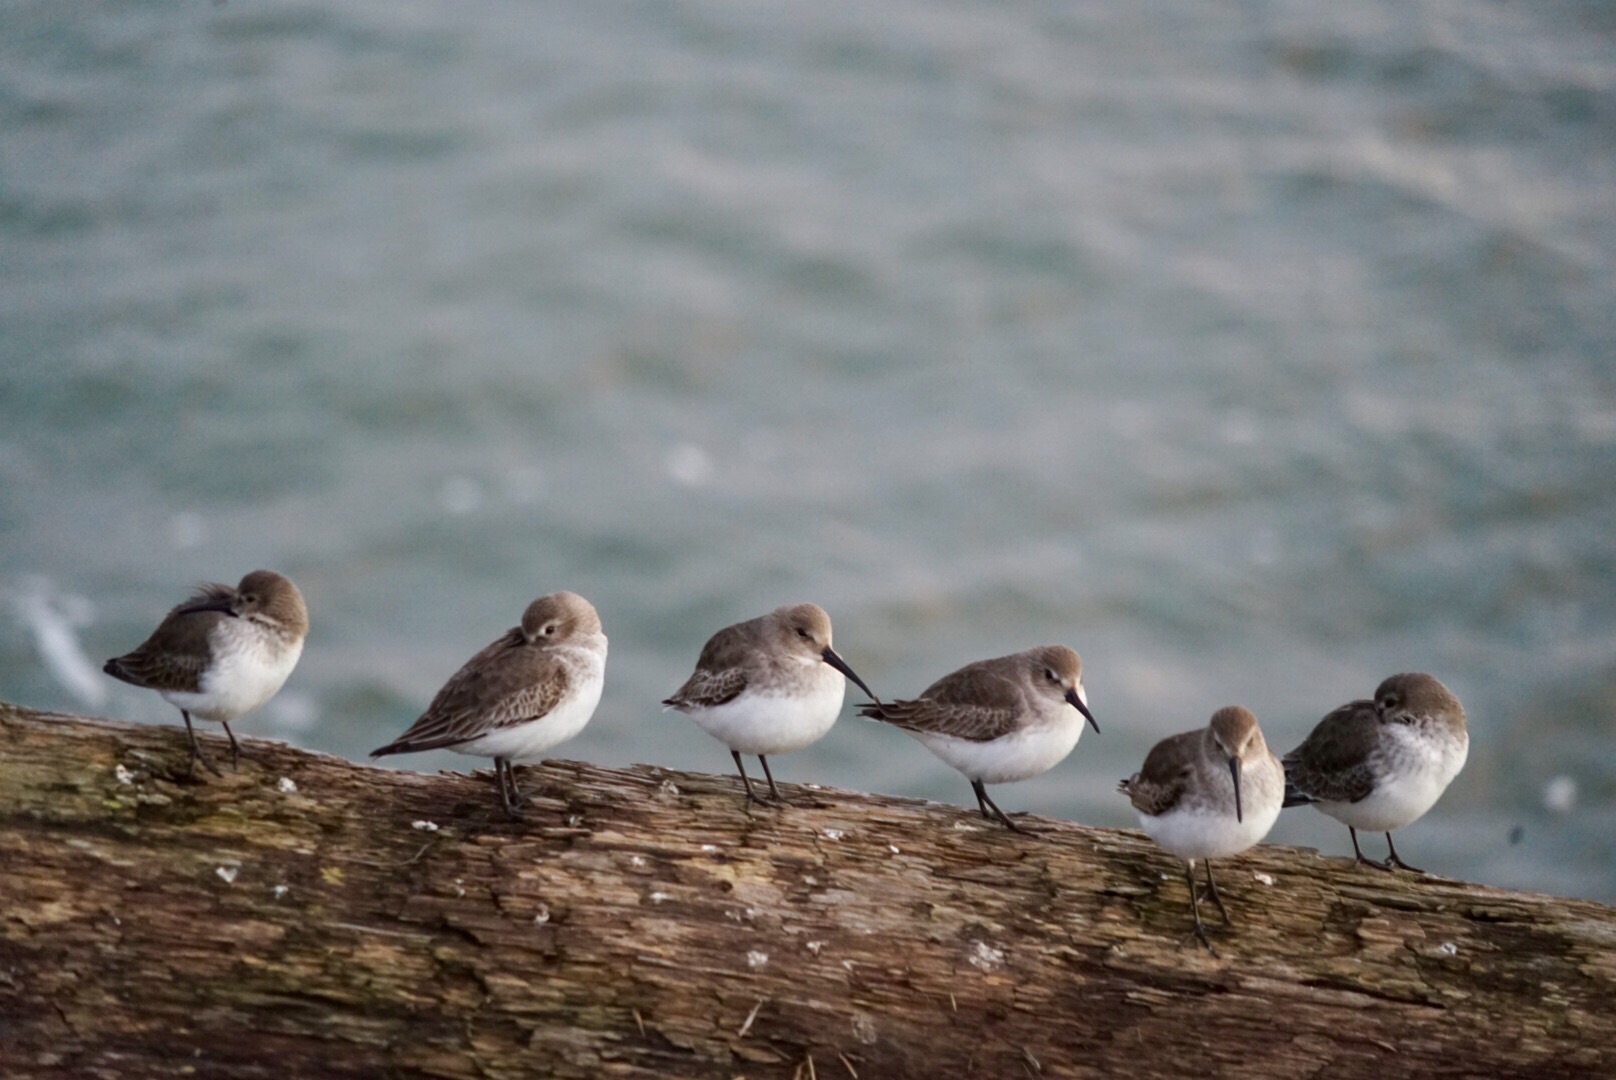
[1183,860,1215,954]
[497,757,524,820]
[1383,832,1424,873]
[731,750,763,804]
[1203,859,1232,925]
[180,711,222,778]
[971,780,1025,834]
[221,721,245,770]
[757,755,787,804]
[1350,827,1393,871]
[509,759,526,815]
[972,781,994,819]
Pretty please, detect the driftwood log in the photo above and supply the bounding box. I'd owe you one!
[1,701,1612,1079]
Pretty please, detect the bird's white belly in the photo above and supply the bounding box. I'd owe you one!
[1140,796,1281,861]
[163,633,303,723]
[1315,766,1461,832]
[686,674,845,756]
[1315,732,1468,832]
[910,718,1084,785]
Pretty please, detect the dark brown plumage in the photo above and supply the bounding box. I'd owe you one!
[1281,699,1380,805]
[859,645,1096,832]
[103,570,308,776]
[663,603,874,805]
[1281,672,1469,872]
[371,591,607,819]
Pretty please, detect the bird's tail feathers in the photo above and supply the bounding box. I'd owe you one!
[1282,782,1316,808]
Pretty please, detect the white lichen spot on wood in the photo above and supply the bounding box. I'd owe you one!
[215,866,239,885]
[806,941,824,955]
[272,885,289,900]
[822,829,845,841]
[658,779,681,797]
[1254,872,1275,886]
[630,855,647,868]
[114,764,134,785]
[1437,941,1459,956]
[533,904,550,925]
[649,891,671,905]
[453,879,465,898]
[850,1012,878,1045]
[411,820,439,832]
[746,950,769,969]
[888,845,900,855]
[566,815,585,827]
[969,941,1005,972]
[277,777,297,794]
[700,844,719,853]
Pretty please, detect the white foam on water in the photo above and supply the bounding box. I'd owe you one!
[11,578,107,709]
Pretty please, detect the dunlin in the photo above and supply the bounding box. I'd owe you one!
[1119,705,1283,952]
[1282,672,1467,873]
[859,645,1096,832]
[103,569,309,777]
[371,591,607,819]
[663,603,875,804]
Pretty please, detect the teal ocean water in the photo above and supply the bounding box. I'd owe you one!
[2,2,1613,899]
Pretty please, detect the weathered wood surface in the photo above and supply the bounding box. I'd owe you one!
[1,701,1612,1080]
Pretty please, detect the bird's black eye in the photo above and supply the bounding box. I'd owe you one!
[544,623,557,636]
[1045,668,1059,683]
[796,627,811,639]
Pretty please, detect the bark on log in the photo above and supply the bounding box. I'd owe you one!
[1,701,1612,1080]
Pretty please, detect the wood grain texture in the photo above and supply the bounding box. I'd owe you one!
[1,700,1611,1079]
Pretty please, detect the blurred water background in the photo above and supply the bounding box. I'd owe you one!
[2,0,1613,900]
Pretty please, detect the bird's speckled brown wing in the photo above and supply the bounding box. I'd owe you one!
[376,629,571,753]
[1118,728,1198,817]
[102,587,238,694]
[857,659,1025,743]
[1282,699,1380,804]
[662,619,761,711]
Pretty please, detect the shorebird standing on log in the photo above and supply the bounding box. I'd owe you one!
[664,603,876,805]
[371,591,607,819]
[860,645,1097,833]
[1281,672,1468,873]
[1120,705,1284,953]
[103,569,308,778]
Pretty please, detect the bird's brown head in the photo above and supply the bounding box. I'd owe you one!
[520,591,602,644]
[1208,705,1265,823]
[234,570,308,637]
[1027,644,1097,733]
[1375,672,1465,729]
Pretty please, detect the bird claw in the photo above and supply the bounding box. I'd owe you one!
[1181,926,1218,956]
